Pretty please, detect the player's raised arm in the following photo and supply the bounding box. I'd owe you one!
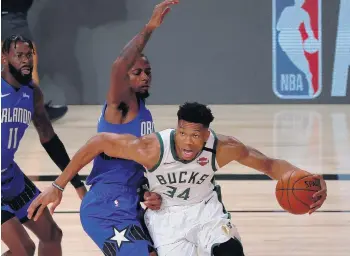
[106,0,178,107]
[27,132,160,221]
[32,86,87,199]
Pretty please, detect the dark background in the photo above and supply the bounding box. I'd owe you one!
[27,0,349,104]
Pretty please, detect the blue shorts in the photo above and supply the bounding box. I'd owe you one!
[80,183,154,256]
[1,162,40,224]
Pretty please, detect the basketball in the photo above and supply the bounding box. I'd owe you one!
[275,170,321,215]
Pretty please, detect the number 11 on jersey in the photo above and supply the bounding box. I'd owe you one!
[8,127,19,149]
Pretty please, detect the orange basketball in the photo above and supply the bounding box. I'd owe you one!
[275,170,321,214]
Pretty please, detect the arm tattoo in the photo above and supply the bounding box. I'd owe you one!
[32,87,55,143]
[119,26,153,70]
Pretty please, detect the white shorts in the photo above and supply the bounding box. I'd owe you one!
[144,191,241,256]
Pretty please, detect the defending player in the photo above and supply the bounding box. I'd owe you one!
[1,35,86,255]
[28,102,327,256]
[30,1,178,255]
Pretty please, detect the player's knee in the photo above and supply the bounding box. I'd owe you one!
[212,238,244,256]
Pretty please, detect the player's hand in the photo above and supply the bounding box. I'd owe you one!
[309,175,327,215]
[146,0,179,30]
[143,191,162,210]
[75,186,87,200]
[27,185,63,221]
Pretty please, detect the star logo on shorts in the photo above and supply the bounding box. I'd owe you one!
[108,227,131,249]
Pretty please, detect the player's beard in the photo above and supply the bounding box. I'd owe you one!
[136,91,150,101]
[8,63,33,85]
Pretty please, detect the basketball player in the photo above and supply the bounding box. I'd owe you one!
[1,35,86,255]
[2,0,69,121]
[28,102,328,256]
[30,1,176,255]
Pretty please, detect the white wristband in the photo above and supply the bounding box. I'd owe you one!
[52,182,64,192]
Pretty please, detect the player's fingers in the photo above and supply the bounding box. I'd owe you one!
[309,205,321,215]
[310,198,324,210]
[50,201,60,215]
[145,196,161,206]
[143,191,151,200]
[157,0,178,11]
[148,192,161,200]
[312,189,327,199]
[145,202,161,210]
[27,196,41,219]
[33,204,46,222]
[160,7,171,22]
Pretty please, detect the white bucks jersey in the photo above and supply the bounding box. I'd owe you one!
[146,129,219,207]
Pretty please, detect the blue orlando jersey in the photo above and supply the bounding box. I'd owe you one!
[1,78,34,179]
[86,100,154,187]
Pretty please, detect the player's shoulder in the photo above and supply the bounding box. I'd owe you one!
[215,133,245,151]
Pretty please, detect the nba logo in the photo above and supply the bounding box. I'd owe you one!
[272,0,322,99]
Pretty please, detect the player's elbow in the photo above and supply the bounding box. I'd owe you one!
[93,133,113,154]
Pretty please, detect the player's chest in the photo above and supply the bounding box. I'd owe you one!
[151,159,214,187]
[2,95,33,124]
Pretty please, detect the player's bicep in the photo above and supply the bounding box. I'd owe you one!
[32,87,55,143]
[216,135,249,167]
[236,146,274,174]
[107,60,130,105]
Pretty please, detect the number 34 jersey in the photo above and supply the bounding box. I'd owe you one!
[147,129,219,207]
[1,78,34,177]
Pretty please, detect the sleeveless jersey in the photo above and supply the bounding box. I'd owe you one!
[146,129,219,207]
[86,100,154,187]
[1,78,34,181]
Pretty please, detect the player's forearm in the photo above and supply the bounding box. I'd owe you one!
[117,25,153,69]
[267,159,304,180]
[42,134,84,188]
[54,135,104,189]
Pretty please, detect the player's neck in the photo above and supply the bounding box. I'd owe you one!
[1,72,22,89]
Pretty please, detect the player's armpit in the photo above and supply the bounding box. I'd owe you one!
[32,86,55,143]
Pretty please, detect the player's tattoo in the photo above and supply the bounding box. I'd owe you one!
[32,86,55,143]
[118,26,153,73]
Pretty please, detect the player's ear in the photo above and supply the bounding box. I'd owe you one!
[1,54,7,65]
[203,128,210,141]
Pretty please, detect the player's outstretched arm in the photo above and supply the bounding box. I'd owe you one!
[216,133,306,179]
[215,134,327,213]
[106,0,178,109]
[27,133,160,221]
[32,86,87,199]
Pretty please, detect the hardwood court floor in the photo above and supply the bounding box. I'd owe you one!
[2,105,350,255]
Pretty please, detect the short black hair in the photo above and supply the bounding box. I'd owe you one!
[2,34,35,54]
[177,102,214,128]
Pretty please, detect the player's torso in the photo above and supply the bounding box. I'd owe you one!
[147,129,219,207]
[87,100,154,187]
[1,78,34,171]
